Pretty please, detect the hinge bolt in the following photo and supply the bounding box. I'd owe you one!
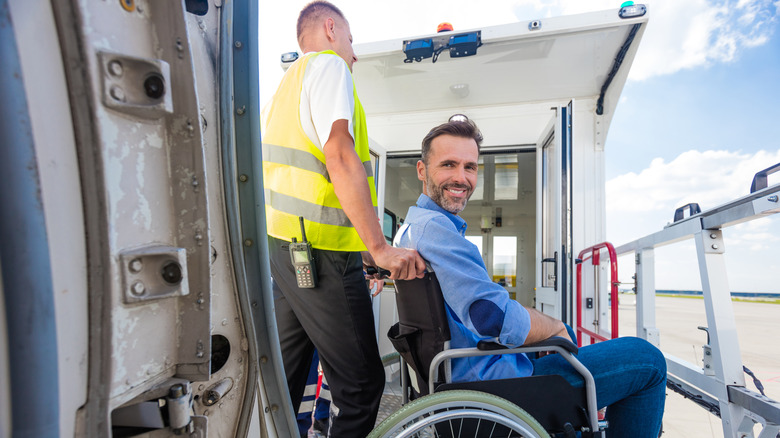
[131,281,146,296]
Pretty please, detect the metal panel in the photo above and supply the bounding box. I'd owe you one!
[728,386,780,425]
[666,355,728,400]
[0,2,60,435]
[50,0,213,434]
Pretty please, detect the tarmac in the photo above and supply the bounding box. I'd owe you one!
[619,294,780,437]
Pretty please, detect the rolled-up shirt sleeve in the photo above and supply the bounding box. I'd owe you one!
[411,215,531,347]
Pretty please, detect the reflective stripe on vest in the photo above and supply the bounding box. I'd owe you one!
[263,143,374,182]
[261,50,377,251]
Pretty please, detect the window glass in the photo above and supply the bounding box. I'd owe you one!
[495,155,518,200]
[465,235,483,257]
[370,151,380,191]
[470,158,485,201]
[383,210,396,242]
[493,236,517,287]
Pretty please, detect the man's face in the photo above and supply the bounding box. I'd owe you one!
[417,134,479,214]
[332,17,357,71]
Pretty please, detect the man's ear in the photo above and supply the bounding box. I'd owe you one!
[417,160,429,194]
[325,17,336,42]
[416,160,425,182]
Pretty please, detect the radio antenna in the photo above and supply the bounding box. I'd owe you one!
[299,216,307,242]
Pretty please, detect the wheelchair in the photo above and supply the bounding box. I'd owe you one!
[369,272,605,438]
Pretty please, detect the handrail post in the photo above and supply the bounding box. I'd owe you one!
[635,249,659,346]
[695,229,746,437]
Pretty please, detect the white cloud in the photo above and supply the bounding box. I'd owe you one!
[509,0,779,80]
[607,149,780,216]
[624,0,778,80]
[607,149,780,291]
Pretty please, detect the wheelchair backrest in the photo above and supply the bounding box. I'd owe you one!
[388,272,450,396]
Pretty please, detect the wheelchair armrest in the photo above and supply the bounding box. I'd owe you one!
[476,341,508,351]
[476,336,578,355]
[527,336,579,354]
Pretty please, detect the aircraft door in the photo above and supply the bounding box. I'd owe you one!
[536,101,573,322]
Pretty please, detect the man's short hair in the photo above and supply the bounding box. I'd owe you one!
[297,1,346,43]
[421,119,483,165]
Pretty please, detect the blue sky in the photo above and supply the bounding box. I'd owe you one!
[601,5,780,292]
[607,33,780,179]
[259,0,780,292]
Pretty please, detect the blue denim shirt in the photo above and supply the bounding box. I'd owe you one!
[395,194,533,382]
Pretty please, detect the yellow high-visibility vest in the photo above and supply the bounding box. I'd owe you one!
[261,50,377,251]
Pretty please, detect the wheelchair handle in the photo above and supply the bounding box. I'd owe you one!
[365,266,391,278]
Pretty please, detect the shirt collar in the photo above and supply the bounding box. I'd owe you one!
[416,194,468,234]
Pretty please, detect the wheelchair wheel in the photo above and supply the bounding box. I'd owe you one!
[368,389,550,438]
[381,352,401,367]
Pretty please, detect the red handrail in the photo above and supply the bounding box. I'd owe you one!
[575,242,619,347]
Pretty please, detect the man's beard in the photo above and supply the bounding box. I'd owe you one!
[426,174,472,214]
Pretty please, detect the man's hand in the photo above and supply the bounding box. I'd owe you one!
[365,245,426,281]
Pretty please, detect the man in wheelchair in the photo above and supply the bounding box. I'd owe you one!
[391,118,666,437]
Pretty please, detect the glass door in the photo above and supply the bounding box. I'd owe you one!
[462,152,532,302]
[536,101,573,322]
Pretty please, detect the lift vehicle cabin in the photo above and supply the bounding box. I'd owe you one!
[345,7,648,331]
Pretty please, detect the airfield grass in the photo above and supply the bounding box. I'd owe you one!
[620,292,780,305]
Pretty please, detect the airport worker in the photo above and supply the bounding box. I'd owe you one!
[260,1,426,436]
[394,118,667,437]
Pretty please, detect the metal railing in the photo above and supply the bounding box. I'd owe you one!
[575,242,619,346]
[613,164,780,437]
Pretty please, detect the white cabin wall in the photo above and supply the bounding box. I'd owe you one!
[366,102,564,154]
[572,98,607,252]
[8,1,90,435]
[572,98,609,332]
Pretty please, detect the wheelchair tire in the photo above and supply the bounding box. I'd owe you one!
[368,389,550,438]
[381,352,401,367]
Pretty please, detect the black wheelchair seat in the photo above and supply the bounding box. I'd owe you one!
[388,272,601,437]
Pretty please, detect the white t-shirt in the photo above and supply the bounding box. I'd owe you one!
[300,53,356,151]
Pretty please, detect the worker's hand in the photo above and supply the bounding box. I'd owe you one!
[361,251,386,296]
[370,244,426,280]
[368,277,384,296]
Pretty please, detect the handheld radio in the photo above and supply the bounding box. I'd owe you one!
[290,216,317,288]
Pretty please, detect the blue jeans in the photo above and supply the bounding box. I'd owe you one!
[532,330,666,438]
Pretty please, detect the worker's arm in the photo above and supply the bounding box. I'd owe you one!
[523,307,572,345]
[323,119,426,280]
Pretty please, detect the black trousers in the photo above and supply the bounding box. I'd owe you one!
[268,237,384,437]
